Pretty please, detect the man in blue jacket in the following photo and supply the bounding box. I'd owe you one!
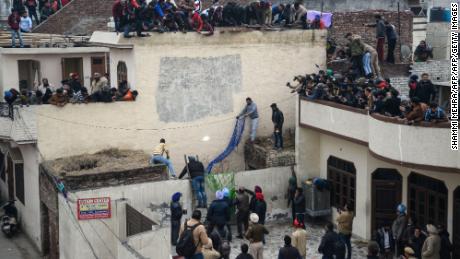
[207,191,230,235]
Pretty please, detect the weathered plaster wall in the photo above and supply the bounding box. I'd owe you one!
[37,30,326,172]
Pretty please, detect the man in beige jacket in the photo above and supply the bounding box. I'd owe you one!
[90,72,108,95]
[179,210,209,259]
[421,224,441,259]
[292,219,307,259]
[336,204,354,259]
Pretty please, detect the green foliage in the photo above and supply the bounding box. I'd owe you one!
[206,172,236,194]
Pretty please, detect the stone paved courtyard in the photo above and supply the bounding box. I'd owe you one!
[227,220,369,259]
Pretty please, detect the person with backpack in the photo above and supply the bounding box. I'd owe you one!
[177,210,209,259]
[170,192,184,246]
[245,213,269,259]
[318,223,345,259]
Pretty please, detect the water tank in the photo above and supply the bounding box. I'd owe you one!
[430,7,450,22]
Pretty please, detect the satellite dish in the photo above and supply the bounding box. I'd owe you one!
[401,44,412,62]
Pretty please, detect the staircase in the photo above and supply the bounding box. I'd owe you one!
[413,16,428,49]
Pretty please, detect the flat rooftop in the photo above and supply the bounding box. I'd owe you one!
[40,149,167,190]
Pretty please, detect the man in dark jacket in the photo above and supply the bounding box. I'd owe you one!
[365,15,386,62]
[170,192,183,245]
[438,225,453,259]
[375,225,394,259]
[278,235,302,259]
[236,244,254,259]
[271,103,284,149]
[253,192,267,225]
[293,188,306,228]
[415,73,435,104]
[207,191,230,235]
[385,21,397,64]
[318,223,342,259]
[235,187,250,239]
[179,156,207,208]
[392,204,408,257]
[410,226,426,259]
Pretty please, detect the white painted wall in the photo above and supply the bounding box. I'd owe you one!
[0,50,108,93]
[37,30,327,173]
[298,128,460,239]
[58,166,293,258]
[368,116,459,169]
[299,99,369,143]
[16,144,41,251]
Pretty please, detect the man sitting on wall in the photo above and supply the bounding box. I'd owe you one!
[414,40,433,62]
[150,138,177,179]
[49,88,69,107]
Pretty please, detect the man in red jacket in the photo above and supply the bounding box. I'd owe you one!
[8,9,23,48]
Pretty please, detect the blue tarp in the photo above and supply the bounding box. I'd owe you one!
[206,118,246,173]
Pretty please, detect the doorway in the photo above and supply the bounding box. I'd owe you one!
[90,56,106,77]
[453,187,460,259]
[17,60,41,91]
[371,169,402,232]
[6,155,14,200]
[61,58,83,81]
[408,173,447,227]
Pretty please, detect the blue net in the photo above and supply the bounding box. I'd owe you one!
[206,118,246,173]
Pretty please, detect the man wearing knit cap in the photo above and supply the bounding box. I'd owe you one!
[421,224,441,259]
[170,192,183,245]
[207,191,230,235]
[245,213,269,259]
[392,203,408,257]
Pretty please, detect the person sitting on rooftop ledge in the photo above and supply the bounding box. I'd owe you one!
[414,40,433,62]
[150,138,177,179]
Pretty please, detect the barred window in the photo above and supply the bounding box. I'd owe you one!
[327,156,356,209]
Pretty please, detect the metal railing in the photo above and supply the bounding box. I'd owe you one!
[0,103,14,120]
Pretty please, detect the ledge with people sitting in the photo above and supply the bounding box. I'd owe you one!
[291,69,451,127]
[3,72,138,110]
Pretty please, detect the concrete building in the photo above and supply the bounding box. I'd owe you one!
[0,29,325,257]
[296,97,460,257]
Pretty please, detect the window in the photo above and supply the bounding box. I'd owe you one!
[117,61,128,87]
[408,173,447,228]
[15,163,24,205]
[327,156,356,209]
[0,151,5,181]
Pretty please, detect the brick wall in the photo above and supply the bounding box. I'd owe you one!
[410,60,450,82]
[329,10,413,63]
[33,0,113,35]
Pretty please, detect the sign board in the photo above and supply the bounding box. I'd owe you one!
[77,197,111,220]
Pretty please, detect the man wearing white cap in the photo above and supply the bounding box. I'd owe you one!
[421,224,441,259]
[245,213,269,259]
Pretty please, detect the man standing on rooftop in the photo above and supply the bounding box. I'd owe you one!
[237,97,259,143]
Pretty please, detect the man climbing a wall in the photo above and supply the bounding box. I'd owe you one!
[179,156,207,208]
[237,97,259,143]
[150,138,177,179]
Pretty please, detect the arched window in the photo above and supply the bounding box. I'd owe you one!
[408,173,447,227]
[327,156,356,209]
[117,61,128,87]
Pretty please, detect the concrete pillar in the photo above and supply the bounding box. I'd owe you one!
[114,198,128,243]
[295,97,321,183]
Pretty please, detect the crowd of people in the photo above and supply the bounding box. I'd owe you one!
[8,0,71,47]
[371,204,453,259]
[112,0,327,38]
[3,72,138,108]
[287,68,449,125]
